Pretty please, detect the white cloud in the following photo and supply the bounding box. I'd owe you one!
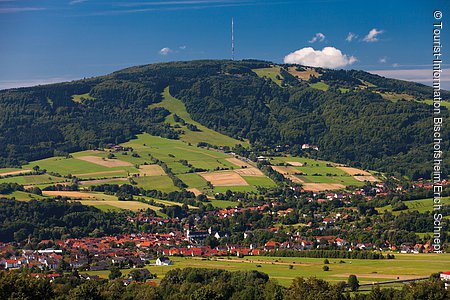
[308,32,325,43]
[159,47,172,55]
[379,57,387,63]
[179,45,187,50]
[363,28,383,42]
[69,0,88,4]
[283,47,357,69]
[346,32,357,42]
[392,63,399,68]
[0,7,45,13]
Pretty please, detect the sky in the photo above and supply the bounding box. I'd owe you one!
[0,0,449,89]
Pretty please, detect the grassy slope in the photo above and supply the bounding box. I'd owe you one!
[309,81,330,91]
[150,87,246,147]
[252,67,283,86]
[271,156,365,187]
[377,197,450,214]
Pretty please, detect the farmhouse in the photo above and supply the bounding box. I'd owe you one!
[440,271,450,289]
[156,257,173,266]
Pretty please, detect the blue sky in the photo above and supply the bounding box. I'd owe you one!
[0,0,449,89]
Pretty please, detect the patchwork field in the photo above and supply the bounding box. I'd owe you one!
[287,66,320,80]
[270,156,373,191]
[0,169,32,177]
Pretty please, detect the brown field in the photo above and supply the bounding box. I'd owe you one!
[42,191,116,200]
[287,66,320,80]
[302,183,345,192]
[286,175,304,184]
[354,175,378,182]
[271,166,299,175]
[138,165,166,176]
[200,171,249,186]
[234,167,264,176]
[0,169,32,177]
[76,156,133,168]
[187,188,203,196]
[287,161,303,166]
[336,166,371,176]
[73,170,125,177]
[79,178,129,185]
[226,157,253,168]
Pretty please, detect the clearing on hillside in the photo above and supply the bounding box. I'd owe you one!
[76,156,133,168]
[252,66,283,86]
[200,171,249,186]
[149,87,245,147]
[287,66,320,81]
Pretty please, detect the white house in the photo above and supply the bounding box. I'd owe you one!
[156,257,173,266]
[440,271,450,290]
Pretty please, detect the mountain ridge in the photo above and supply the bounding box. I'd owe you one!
[0,60,448,179]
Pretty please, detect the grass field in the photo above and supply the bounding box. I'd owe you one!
[377,197,450,215]
[252,67,283,86]
[309,81,329,91]
[270,156,367,190]
[85,254,450,287]
[149,87,246,147]
[0,191,46,201]
[71,93,96,103]
[209,199,238,208]
[133,176,178,192]
[420,99,450,109]
[0,174,67,186]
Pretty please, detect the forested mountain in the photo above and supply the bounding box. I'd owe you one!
[0,60,448,179]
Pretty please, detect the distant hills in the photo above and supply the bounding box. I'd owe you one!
[0,60,448,179]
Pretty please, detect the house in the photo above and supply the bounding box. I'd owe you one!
[440,271,450,290]
[155,257,173,266]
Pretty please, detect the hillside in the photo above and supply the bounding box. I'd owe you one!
[0,60,448,179]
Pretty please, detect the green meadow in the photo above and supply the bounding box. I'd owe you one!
[252,66,283,86]
[377,197,450,214]
[309,81,329,91]
[85,254,450,288]
[149,87,246,147]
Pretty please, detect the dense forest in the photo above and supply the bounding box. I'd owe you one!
[0,199,134,242]
[0,60,448,179]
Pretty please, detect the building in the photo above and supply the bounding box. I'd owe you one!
[155,257,173,266]
[440,271,450,290]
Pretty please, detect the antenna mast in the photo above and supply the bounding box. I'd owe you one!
[231,17,235,60]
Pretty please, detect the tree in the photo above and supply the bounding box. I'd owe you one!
[322,266,329,271]
[109,266,122,280]
[347,274,359,292]
[68,281,103,300]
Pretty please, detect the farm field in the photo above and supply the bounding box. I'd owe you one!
[0,133,277,195]
[0,174,67,186]
[149,87,246,147]
[85,254,450,287]
[270,156,371,191]
[377,197,450,215]
[252,66,283,86]
[0,191,46,201]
